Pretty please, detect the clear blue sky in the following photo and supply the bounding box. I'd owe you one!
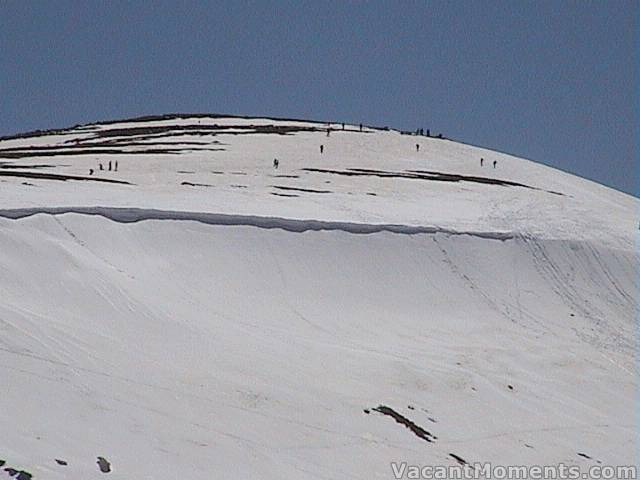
[1,1,636,194]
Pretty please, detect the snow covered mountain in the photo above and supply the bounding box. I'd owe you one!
[0,115,636,479]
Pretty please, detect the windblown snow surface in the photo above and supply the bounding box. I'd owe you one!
[0,115,636,479]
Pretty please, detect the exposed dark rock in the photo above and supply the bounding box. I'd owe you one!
[371,405,437,443]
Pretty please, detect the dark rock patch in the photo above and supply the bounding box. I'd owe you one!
[270,193,299,198]
[449,453,468,466]
[0,146,223,159]
[89,123,321,140]
[272,185,331,194]
[0,162,59,169]
[181,181,213,188]
[371,405,437,443]
[97,456,111,473]
[4,468,32,480]
[301,167,563,196]
[66,135,219,147]
[0,171,132,185]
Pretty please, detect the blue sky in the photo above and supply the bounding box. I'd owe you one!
[1,1,636,194]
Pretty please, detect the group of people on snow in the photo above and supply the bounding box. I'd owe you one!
[480,157,497,168]
[271,127,499,171]
[268,124,502,172]
[89,160,118,176]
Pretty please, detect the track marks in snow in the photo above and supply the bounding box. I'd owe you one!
[523,237,636,361]
[52,216,134,280]
[431,235,547,331]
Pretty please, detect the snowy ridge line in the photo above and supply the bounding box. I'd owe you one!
[0,206,517,240]
[0,113,380,142]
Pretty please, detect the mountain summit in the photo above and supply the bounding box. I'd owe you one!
[0,115,636,478]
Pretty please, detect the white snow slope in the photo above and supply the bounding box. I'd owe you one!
[0,115,636,479]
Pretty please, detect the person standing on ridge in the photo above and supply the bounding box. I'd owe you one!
[480,158,484,166]
[359,123,363,132]
[493,160,497,168]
